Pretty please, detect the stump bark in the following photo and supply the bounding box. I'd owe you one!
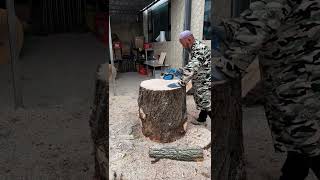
[212,79,246,180]
[90,64,109,180]
[138,79,187,143]
[149,147,204,162]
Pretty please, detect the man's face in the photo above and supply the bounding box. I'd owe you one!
[179,37,193,51]
[179,39,189,49]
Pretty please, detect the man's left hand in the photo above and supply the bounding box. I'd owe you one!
[167,82,182,88]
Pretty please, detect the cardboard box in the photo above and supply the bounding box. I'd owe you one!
[135,36,144,49]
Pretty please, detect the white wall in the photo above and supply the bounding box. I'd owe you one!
[144,0,211,68]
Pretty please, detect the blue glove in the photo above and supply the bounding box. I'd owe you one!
[163,74,174,80]
[175,68,183,79]
[167,83,181,88]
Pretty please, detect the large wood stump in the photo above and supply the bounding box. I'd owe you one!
[212,79,246,180]
[138,79,187,143]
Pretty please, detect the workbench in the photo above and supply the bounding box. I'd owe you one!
[144,60,169,78]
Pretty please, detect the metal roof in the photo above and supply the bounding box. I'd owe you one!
[109,0,155,15]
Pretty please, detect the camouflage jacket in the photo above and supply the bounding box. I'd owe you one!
[180,40,212,111]
[213,0,320,156]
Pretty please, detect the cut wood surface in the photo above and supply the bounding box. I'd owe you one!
[140,79,181,91]
[149,147,204,162]
[241,57,261,98]
[138,79,187,143]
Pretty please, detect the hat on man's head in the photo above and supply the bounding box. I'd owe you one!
[179,30,193,40]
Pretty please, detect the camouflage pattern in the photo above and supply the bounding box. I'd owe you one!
[179,40,212,111]
[213,0,320,156]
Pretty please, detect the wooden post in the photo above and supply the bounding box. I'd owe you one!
[90,64,109,180]
[211,79,246,180]
[6,0,24,109]
[108,15,117,96]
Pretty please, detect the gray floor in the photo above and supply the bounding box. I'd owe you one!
[0,33,105,179]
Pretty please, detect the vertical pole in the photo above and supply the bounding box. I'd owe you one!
[182,0,192,119]
[109,16,117,96]
[6,0,24,109]
[183,0,191,66]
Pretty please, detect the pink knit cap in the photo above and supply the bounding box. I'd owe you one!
[179,30,193,40]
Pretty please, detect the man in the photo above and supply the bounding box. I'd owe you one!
[212,0,320,179]
[178,31,212,125]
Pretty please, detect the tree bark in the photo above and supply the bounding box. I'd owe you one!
[149,147,204,162]
[138,79,187,143]
[211,79,246,180]
[90,64,108,180]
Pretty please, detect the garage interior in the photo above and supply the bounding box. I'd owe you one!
[0,0,317,179]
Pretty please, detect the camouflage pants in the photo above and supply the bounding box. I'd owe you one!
[193,81,211,112]
[264,89,320,157]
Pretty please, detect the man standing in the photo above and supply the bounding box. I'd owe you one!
[178,30,212,125]
[213,0,320,179]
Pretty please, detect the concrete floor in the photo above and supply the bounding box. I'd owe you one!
[0,33,105,179]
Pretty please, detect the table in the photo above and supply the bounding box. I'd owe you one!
[144,60,169,78]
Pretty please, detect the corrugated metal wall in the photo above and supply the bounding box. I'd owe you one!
[31,0,86,34]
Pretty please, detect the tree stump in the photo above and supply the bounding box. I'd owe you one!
[211,79,246,180]
[138,79,187,143]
